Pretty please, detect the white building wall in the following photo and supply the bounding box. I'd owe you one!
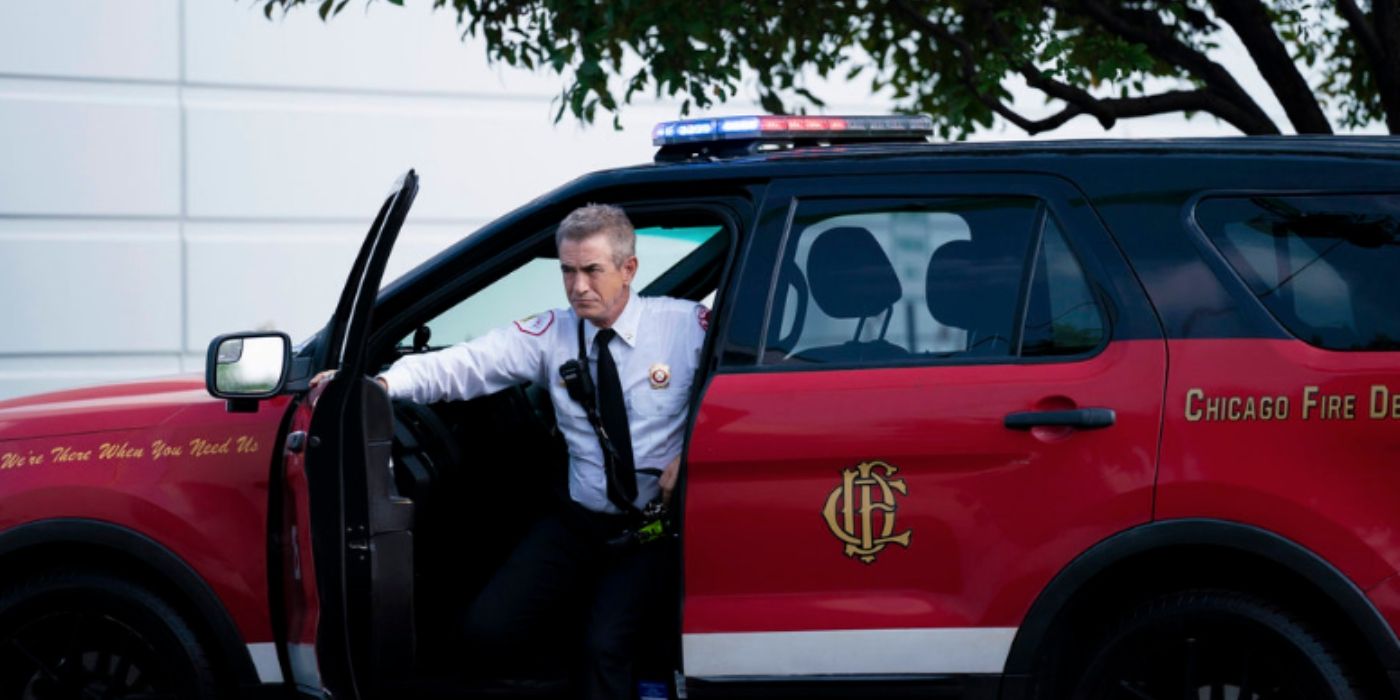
[0,1,1301,401]
[0,0,742,400]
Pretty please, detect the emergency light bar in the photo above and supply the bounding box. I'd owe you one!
[652,114,934,162]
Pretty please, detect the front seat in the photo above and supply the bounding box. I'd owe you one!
[793,226,909,363]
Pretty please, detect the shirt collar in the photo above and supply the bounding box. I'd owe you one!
[584,288,642,350]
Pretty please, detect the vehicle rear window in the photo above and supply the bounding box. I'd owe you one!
[1196,195,1400,351]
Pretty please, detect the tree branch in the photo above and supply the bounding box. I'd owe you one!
[1074,0,1280,134]
[1100,89,1235,119]
[983,100,1087,135]
[1209,0,1331,133]
[1337,0,1384,61]
[1338,0,1400,132]
[1019,62,1269,134]
[1373,0,1400,132]
[886,1,1261,136]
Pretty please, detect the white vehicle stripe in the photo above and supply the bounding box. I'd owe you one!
[683,627,1018,677]
[246,643,283,684]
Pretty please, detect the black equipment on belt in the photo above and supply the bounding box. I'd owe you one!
[558,319,671,548]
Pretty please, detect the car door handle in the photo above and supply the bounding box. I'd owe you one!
[1004,407,1116,430]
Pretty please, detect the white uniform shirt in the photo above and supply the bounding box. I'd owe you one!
[378,290,709,513]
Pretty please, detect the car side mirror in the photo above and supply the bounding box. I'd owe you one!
[206,332,291,407]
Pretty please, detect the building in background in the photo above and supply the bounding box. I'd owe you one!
[0,0,1276,400]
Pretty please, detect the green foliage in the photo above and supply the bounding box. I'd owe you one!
[255,0,1392,137]
[1267,0,1381,130]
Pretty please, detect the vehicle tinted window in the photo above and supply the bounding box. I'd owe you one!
[761,198,1103,366]
[1021,218,1105,356]
[1197,195,1400,351]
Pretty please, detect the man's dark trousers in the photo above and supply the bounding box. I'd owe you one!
[462,505,672,699]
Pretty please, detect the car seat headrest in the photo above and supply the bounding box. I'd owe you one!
[925,238,1023,333]
[807,226,901,319]
[925,240,978,330]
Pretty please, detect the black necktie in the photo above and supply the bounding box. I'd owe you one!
[594,328,638,510]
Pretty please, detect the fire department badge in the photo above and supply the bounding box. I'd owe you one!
[649,363,671,389]
[513,310,554,336]
[822,460,911,564]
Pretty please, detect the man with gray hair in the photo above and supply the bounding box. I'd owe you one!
[369,203,709,698]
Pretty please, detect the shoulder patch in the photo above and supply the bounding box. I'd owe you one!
[514,310,555,336]
[696,305,710,332]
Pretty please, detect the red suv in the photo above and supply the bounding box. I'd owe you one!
[1,117,1398,700]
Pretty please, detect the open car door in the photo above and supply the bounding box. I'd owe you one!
[296,170,418,698]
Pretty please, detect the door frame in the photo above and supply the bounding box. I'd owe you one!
[300,171,419,699]
[315,187,760,692]
[678,170,1165,695]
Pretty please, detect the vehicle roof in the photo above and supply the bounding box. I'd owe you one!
[544,135,1399,196]
[628,134,1400,175]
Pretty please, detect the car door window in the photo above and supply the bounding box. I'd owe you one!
[1020,218,1105,356]
[762,198,1104,366]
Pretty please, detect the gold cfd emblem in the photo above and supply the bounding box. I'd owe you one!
[822,460,911,564]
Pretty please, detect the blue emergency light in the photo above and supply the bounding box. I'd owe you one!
[651,114,934,162]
